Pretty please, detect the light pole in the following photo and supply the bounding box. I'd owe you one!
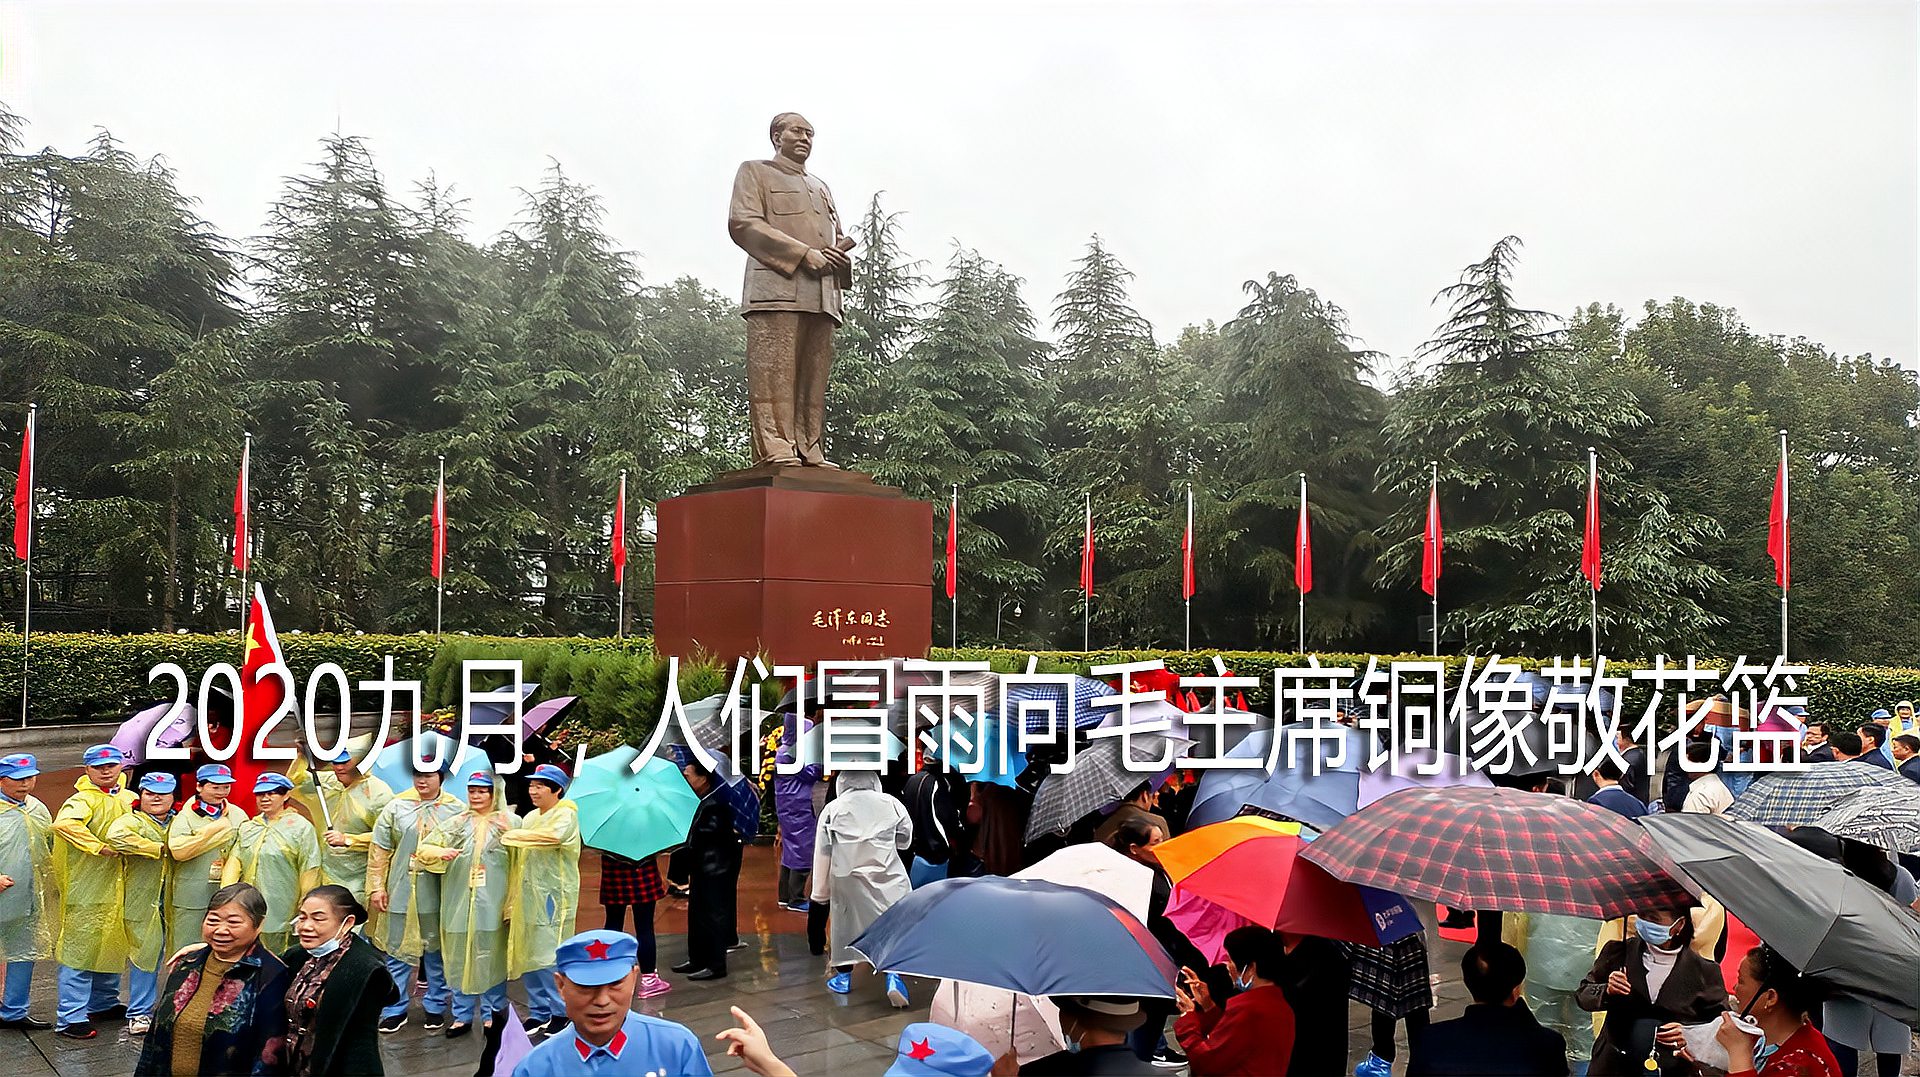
[996,596,1022,645]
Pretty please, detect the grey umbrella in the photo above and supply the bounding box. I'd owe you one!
[1811,785,1920,853]
[1642,813,1920,1025]
[1725,761,1911,827]
[1024,731,1189,841]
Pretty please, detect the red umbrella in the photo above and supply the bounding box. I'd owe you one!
[1301,786,1696,920]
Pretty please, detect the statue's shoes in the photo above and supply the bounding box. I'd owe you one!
[802,458,842,469]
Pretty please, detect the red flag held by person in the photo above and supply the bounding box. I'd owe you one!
[1295,481,1313,595]
[1079,500,1095,597]
[1768,457,1789,590]
[611,473,628,584]
[1581,452,1602,592]
[945,488,958,601]
[231,438,250,573]
[430,469,446,580]
[1421,477,1442,597]
[228,584,287,814]
[1181,487,1196,601]
[12,410,32,561]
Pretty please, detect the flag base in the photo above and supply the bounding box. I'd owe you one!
[654,478,933,665]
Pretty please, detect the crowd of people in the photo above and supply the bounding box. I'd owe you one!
[0,689,1913,1077]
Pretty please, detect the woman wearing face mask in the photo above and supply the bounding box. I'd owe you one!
[1172,925,1296,1076]
[1577,906,1726,1075]
[281,885,396,1077]
[1657,944,1838,1077]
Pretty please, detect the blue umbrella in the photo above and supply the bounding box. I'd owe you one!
[1002,675,1115,733]
[369,732,491,792]
[1188,722,1368,830]
[667,744,762,839]
[923,715,1027,788]
[850,876,1178,998]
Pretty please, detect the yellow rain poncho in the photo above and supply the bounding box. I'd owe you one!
[503,799,581,978]
[367,788,463,962]
[221,809,322,955]
[105,808,176,973]
[51,774,133,973]
[288,760,394,903]
[416,802,519,996]
[0,794,56,964]
[166,798,248,946]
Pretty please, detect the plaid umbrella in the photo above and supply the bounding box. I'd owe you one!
[1024,731,1187,841]
[1002,675,1114,733]
[1725,761,1911,827]
[1300,785,1696,919]
[1810,784,1920,853]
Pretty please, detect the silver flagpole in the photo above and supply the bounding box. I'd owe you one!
[18,405,32,729]
[1431,460,1439,659]
[435,454,446,637]
[238,432,251,642]
[616,470,627,642]
[951,483,959,649]
[1083,491,1091,652]
[1298,472,1307,655]
[1184,483,1192,652]
[1779,430,1789,660]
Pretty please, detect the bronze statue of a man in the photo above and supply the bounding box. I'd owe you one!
[728,112,855,467]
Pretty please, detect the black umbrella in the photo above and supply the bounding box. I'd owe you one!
[1642,813,1920,1025]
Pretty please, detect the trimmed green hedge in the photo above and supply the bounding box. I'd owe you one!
[8,635,1917,739]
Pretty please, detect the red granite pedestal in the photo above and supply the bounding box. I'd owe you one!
[653,466,932,665]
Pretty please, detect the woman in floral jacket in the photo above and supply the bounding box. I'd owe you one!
[135,882,292,1077]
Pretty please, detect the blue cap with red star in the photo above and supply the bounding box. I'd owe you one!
[554,929,638,987]
[884,1023,994,1077]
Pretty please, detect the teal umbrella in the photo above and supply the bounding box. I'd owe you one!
[572,746,700,861]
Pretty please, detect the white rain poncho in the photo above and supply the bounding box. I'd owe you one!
[810,772,912,967]
[366,788,464,961]
[416,800,519,996]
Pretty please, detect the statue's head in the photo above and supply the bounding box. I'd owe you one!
[769,112,813,164]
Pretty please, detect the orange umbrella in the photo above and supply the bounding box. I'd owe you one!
[1687,695,1750,730]
[1156,816,1420,944]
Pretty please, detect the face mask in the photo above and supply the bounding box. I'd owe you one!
[1234,969,1254,991]
[305,919,354,958]
[1635,919,1675,948]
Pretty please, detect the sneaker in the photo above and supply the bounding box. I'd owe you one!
[1151,1045,1188,1068]
[379,1014,407,1034]
[825,972,852,994]
[666,883,691,898]
[539,1015,570,1038]
[0,1016,50,1030]
[446,1021,472,1039]
[1355,1052,1392,1077]
[727,941,748,952]
[422,1009,448,1031]
[126,1015,151,1036]
[55,1023,96,1040]
[779,901,811,913]
[88,1004,127,1022]
[636,973,672,999]
[885,973,909,1008]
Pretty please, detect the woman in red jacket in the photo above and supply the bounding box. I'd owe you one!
[1173,926,1296,1076]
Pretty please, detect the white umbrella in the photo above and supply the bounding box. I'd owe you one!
[930,843,1154,1064]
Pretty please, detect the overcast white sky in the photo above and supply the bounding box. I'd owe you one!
[3,0,1915,369]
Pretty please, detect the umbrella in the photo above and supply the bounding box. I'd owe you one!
[1187,722,1367,830]
[670,693,733,755]
[1301,786,1696,919]
[1156,815,1422,945]
[1358,746,1493,809]
[571,746,700,861]
[1024,731,1188,841]
[1809,785,1920,853]
[520,695,575,737]
[850,876,1178,998]
[923,715,1027,788]
[662,744,761,838]
[369,732,491,792]
[930,844,1153,1065]
[1163,887,1254,965]
[1643,813,1920,1025]
[111,701,196,765]
[792,717,907,767]
[466,681,540,727]
[1000,674,1115,733]
[1725,761,1912,827]
[1094,697,1202,746]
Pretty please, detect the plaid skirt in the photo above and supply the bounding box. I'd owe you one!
[1342,933,1434,1017]
[599,852,666,905]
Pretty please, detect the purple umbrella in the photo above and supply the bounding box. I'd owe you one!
[521,695,575,737]
[1357,747,1492,808]
[110,702,196,765]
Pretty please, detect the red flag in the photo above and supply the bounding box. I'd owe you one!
[228,584,286,814]
[611,473,628,585]
[1581,453,1602,591]
[944,488,958,600]
[1079,501,1095,597]
[1768,457,1789,590]
[12,411,31,561]
[430,468,446,580]
[231,439,249,572]
[1181,487,1196,601]
[1295,482,1313,595]
[1421,477,1442,597]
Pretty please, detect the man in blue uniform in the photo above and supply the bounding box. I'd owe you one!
[512,929,712,1077]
